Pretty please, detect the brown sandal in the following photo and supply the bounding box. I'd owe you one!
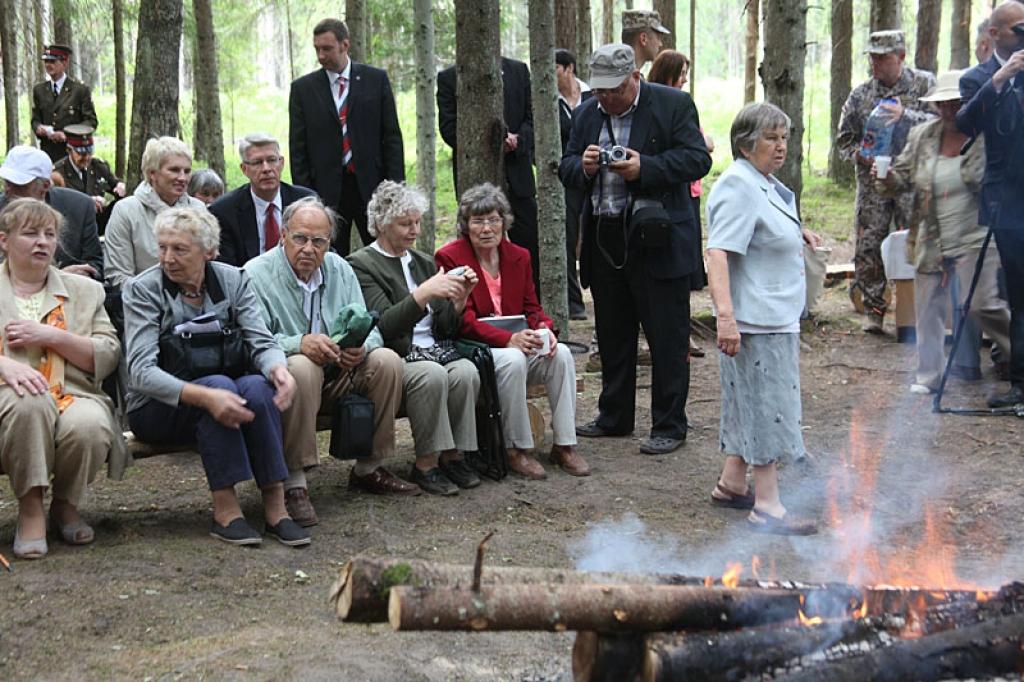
[711,482,755,510]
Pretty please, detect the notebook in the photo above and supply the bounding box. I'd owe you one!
[478,314,528,333]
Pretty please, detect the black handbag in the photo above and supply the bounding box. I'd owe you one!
[329,392,375,460]
[157,324,248,381]
[455,339,508,480]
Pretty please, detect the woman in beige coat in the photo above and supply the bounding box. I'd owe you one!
[0,198,122,559]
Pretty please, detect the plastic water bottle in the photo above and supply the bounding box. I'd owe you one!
[860,97,898,158]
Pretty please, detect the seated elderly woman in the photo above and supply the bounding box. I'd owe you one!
[187,169,226,206]
[104,136,207,289]
[348,181,481,496]
[122,207,308,548]
[0,199,122,559]
[436,183,589,480]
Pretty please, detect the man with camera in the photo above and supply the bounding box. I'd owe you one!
[559,44,711,455]
[957,1,1024,408]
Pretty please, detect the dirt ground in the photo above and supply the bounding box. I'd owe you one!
[2,279,1023,681]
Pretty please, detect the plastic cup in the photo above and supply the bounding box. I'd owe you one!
[536,328,551,355]
[874,155,892,179]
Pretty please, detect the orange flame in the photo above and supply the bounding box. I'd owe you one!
[798,610,824,627]
[722,562,743,589]
[703,576,713,588]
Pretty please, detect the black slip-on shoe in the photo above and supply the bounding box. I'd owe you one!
[265,518,312,547]
[210,518,262,546]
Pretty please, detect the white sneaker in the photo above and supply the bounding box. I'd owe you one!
[909,384,933,395]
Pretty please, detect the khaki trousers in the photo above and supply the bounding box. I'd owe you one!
[400,358,479,456]
[491,344,578,450]
[0,389,112,507]
[282,348,403,471]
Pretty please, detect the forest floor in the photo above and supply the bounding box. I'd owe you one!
[2,271,1023,681]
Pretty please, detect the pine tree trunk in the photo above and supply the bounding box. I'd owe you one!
[530,0,568,333]
[555,0,576,52]
[191,0,224,180]
[32,0,44,83]
[744,0,759,103]
[761,0,807,206]
[284,0,295,82]
[113,0,127,177]
[688,0,696,97]
[127,0,183,191]
[828,0,854,187]
[454,0,505,195]
[52,0,72,77]
[346,0,366,64]
[576,0,592,80]
[869,0,900,31]
[413,0,437,253]
[601,0,614,45]
[915,0,941,74]
[653,0,675,50]
[949,0,970,69]
[0,0,19,149]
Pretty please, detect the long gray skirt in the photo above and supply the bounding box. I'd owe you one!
[719,332,805,466]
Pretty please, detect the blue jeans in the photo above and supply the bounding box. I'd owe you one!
[128,374,288,491]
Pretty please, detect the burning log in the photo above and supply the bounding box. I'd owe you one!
[771,612,1024,682]
[387,583,804,632]
[572,632,646,682]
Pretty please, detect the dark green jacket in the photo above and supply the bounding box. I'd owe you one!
[54,156,120,197]
[31,78,99,162]
[347,246,462,357]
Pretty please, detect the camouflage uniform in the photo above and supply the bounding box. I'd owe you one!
[837,65,935,316]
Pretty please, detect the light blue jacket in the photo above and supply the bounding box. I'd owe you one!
[706,159,805,327]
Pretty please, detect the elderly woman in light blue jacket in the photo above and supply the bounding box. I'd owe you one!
[705,102,820,536]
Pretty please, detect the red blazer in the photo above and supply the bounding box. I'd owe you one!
[435,236,553,347]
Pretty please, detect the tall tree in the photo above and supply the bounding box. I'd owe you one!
[113,0,127,177]
[688,0,696,97]
[413,0,437,252]
[869,0,900,31]
[761,0,807,204]
[744,0,759,103]
[576,0,592,80]
[529,0,568,332]
[949,0,970,69]
[0,0,19,149]
[454,0,504,194]
[601,0,613,44]
[31,0,44,83]
[52,0,72,76]
[915,0,941,74]
[127,0,184,190]
[191,0,225,180]
[653,0,675,50]
[346,0,366,63]
[828,0,854,187]
[555,0,576,51]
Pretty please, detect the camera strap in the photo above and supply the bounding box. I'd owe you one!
[594,114,629,271]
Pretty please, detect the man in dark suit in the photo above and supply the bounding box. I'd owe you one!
[559,44,711,455]
[437,57,542,295]
[30,45,98,163]
[288,18,404,256]
[0,146,103,279]
[52,125,125,234]
[958,0,1024,407]
[211,133,317,266]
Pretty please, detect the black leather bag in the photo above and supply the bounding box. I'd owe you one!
[157,325,248,381]
[630,200,672,249]
[329,392,375,460]
[455,339,508,481]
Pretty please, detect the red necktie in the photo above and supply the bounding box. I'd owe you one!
[264,203,280,250]
[338,77,355,174]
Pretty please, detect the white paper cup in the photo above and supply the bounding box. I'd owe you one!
[874,155,892,179]
[536,328,551,355]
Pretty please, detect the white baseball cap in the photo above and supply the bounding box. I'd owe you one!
[0,146,54,186]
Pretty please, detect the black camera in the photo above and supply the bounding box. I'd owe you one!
[598,145,629,166]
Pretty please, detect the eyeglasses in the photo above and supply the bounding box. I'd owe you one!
[468,216,503,228]
[242,155,283,168]
[286,232,331,249]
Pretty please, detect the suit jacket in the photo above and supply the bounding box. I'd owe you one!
[211,182,318,266]
[53,156,121,198]
[558,81,712,286]
[559,89,594,152]
[437,58,536,198]
[0,187,103,277]
[434,237,552,348]
[288,63,404,209]
[959,56,1000,109]
[30,78,99,162]
[957,61,1024,231]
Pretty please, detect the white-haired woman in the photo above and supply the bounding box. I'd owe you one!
[706,102,819,535]
[104,136,207,289]
[347,181,482,495]
[123,207,308,548]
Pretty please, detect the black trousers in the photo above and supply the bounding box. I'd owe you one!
[589,218,691,440]
[334,168,373,256]
[565,196,585,315]
[993,229,1024,387]
[508,193,541,296]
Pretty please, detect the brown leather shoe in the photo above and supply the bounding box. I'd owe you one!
[284,487,319,527]
[550,445,591,476]
[349,467,423,496]
[507,450,547,480]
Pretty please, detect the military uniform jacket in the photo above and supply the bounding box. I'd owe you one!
[30,78,99,161]
[53,156,120,198]
[836,67,936,181]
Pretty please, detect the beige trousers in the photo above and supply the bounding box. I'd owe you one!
[282,348,403,471]
[0,389,112,507]
[491,344,578,450]
[400,358,479,456]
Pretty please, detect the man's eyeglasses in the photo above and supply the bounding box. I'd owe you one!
[286,232,330,249]
[242,155,283,168]
[468,216,503,228]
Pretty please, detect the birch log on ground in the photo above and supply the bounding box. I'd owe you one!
[387,584,804,632]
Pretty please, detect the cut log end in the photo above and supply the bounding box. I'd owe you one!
[328,561,353,616]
